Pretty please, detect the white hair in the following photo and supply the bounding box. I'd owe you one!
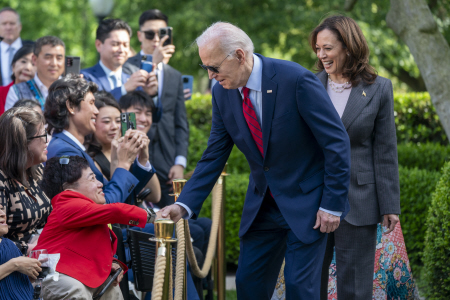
[195,22,254,56]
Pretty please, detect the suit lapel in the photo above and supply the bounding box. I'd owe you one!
[161,63,170,103]
[340,81,377,130]
[261,74,277,158]
[230,89,262,159]
[53,132,90,161]
[93,63,111,90]
[317,70,377,130]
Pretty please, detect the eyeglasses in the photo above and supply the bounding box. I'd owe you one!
[28,131,48,143]
[199,50,235,74]
[59,156,70,165]
[143,30,158,40]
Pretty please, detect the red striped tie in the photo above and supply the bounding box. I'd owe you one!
[242,87,264,157]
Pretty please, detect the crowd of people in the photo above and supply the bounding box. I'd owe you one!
[0,4,413,300]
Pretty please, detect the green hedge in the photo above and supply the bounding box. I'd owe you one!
[394,92,447,144]
[197,173,249,265]
[398,166,441,278]
[422,162,450,299]
[397,142,450,171]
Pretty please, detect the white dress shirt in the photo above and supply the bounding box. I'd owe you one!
[140,51,187,169]
[1,37,22,86]
[4,73,50,111]
[61,130,153,172]
[177,54,341,218]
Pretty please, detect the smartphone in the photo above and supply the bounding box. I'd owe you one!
[64,56,81,76]
[140,55,153,73]
[93,267,122,300]
[182,75,194,100]
[159,27,173,46]
[121,112,136,136]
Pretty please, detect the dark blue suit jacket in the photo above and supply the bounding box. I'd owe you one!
[47,132,155,204]
[81,62,130,100]
[177,54,351,244]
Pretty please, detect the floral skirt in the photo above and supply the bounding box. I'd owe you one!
[271,222,416,300]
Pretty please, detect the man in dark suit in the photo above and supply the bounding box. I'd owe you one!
[158,22,351,300]
[81,19,157,101]
[124,10,189,208]
[0,7,31,86]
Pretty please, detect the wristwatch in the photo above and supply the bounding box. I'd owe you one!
[145,207,156,223]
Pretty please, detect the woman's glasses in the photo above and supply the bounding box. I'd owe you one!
[28,131,48,143]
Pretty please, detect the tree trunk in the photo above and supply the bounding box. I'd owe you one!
[387,0,450,142]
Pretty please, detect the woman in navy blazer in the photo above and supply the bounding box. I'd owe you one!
[44,74,155,205]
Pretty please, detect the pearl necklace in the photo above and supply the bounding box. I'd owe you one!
[328,74,350,93]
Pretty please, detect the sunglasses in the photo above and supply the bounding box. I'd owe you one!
[199,50,235,74]
[143,30,159,40]
[28,131,48,143]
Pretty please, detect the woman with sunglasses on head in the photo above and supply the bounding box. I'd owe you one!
[0,44,35,116]
[36,156,155,300]
[0,107,51,256]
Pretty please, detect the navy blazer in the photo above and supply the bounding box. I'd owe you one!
[47,132,155,204]
[177,54,351,244]
[81,62,130,100]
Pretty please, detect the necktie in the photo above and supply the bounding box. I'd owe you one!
[7,46,14,77]
[242,87,263,157]
[110,74,118,89]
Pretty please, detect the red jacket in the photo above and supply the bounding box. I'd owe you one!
[36,191,147,288]
[0,82,13,115]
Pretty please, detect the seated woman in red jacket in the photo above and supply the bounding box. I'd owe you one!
[36,156,156,300]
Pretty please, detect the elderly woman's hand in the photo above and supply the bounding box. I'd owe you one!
[111,262,123,286]
[10,257,41,279]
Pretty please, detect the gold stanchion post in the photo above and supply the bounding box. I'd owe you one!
[151,219,177,300]
[213,164,228,300]
[172,179,188,300]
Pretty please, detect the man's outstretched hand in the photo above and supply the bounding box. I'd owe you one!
[313,210,340,233]
[156,204,187,223]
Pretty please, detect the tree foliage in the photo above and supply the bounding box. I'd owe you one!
[3,0,449,92]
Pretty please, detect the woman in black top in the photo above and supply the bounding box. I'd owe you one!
[86,91,161,203]
[0,107,51,255]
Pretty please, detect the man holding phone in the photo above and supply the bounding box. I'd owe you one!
[124,9,189,208]
[81,19,158,101]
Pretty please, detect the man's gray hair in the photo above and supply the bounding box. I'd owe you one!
[0,7,21,24]
[196,22,254,56]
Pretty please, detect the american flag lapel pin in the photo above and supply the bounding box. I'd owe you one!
[267,90,272,93]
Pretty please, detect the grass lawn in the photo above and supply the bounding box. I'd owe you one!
[204,290,237,300]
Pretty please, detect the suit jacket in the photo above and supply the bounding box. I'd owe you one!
[125,54,189,181]
[177,54,351,244]
[36,191,147,288]
[81,62,130,100]
[47,132,155,204]
[317,71,401,226]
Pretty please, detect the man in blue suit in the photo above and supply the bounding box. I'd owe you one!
[158,23,351,299]
[81,19,158,102]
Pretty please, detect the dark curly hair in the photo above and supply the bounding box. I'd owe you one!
[44,74,98,133]
[41,156,90,200]
[310,15,377,86]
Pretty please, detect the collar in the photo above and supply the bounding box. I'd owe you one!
[238,54,262,94]
[34,73,46,90]
[99,60,122,78]
[62,130,86,151]
[1,37,22,53]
